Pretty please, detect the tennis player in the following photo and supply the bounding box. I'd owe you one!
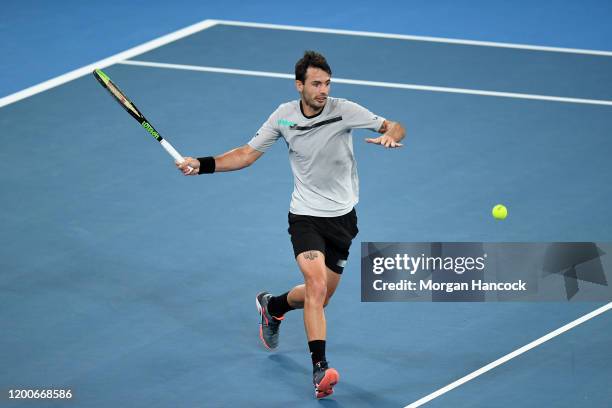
[177,51,405,398]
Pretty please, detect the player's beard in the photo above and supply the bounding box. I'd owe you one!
[303,92,327,113]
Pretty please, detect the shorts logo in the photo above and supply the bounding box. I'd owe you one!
[337,259,347,267]
[278,119,297,127]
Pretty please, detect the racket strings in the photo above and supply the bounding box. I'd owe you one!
[107,81,141,118]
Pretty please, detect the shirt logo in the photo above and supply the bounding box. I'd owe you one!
[278,119,297,127]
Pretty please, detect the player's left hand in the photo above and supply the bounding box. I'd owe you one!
[365,135,403,148]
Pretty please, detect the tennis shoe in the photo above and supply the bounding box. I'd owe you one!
[256,291,284,350]
[313,361,339,399]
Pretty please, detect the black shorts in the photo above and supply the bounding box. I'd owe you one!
[287,208,359,274]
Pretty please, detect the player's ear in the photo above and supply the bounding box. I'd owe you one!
[295,80,304,93]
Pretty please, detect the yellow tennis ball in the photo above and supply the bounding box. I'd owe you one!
[492,204,508,220]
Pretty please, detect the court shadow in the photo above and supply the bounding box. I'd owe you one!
[267,355,345,406]
[317,398,343,407]
[336,381,398,407]
[268,354,397,407]
[268,353,311,374]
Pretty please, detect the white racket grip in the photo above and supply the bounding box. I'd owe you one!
[160,139,194,172]
[160,139,184,162]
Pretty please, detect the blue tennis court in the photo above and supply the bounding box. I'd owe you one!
[1,19,611,408]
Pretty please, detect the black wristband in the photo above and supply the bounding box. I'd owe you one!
[197,156,216,174]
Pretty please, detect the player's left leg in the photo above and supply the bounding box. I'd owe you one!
[256,267,339,353]
[257,213,326,350]
[293,251,340,398]
[259,261,343,344]
[280,267,341,309]
[257,209,357,397]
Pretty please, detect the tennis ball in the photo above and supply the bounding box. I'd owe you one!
[492,204,508,220]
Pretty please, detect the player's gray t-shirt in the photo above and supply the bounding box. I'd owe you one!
[248,97,385,217]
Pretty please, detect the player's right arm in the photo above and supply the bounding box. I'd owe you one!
[177,145,263,175]
[177,104,282,176]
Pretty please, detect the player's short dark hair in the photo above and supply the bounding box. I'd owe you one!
[295,51,332,83]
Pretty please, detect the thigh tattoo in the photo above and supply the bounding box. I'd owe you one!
[303,251,319,261]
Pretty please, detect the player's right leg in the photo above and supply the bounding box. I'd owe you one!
[256,291,284,350]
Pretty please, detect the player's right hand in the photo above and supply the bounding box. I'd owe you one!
[176,157,200,176]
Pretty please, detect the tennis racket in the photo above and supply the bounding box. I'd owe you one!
[93,68,193,171]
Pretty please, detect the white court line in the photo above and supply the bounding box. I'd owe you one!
[404,302,612,408]
[0,17,610,406]
[0,20,219,109]
[2,18,612,109]
[119,59,612,106]
[211,19,612,57]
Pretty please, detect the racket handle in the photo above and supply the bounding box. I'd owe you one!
[160,139,195,173]
[160,139,184,162]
